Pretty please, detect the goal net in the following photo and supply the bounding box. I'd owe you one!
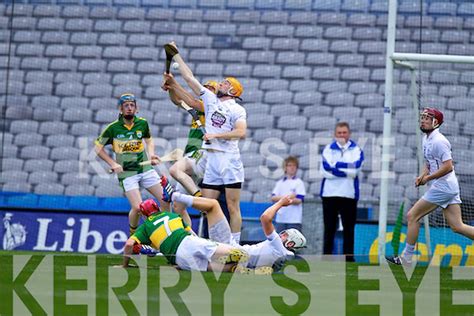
[386,0,474,263]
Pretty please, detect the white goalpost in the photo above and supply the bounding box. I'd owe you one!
[378,0,474,260]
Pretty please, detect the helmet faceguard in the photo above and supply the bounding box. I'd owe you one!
[139,199,160,217]
[219,77,243,100]
[280,228,307,251]
[420,107,443,132]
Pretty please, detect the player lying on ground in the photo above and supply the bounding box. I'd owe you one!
[161,176,307,274]
[161,76,220,226]
[386,108,474,265]
[122,198,249,272]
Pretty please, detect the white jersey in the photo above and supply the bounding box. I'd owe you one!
[238,231,294,269]
[422,129,459,194]
[199,87,246,154]
[272,177,306,224]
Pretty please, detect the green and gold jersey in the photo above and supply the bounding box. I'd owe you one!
[131,212,192,264]
[184,109,205,155]
[95,115,153,180]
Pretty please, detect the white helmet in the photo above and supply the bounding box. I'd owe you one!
[281,229,307,250]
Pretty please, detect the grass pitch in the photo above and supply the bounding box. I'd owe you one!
[1,251,472,315]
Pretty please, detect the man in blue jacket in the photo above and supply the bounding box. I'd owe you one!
[320,122,364,261]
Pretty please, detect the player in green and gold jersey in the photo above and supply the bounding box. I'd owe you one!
[95,93,167,236]
[122,197,249,271]
[161,78,219,227]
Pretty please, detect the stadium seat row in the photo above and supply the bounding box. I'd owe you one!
[4,2,474,19]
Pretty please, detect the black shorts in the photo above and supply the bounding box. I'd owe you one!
[201,182,242,191]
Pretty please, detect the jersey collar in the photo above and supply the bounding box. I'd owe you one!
[119,114,138,130]
[330,139,356,151]
[426,128,440,141]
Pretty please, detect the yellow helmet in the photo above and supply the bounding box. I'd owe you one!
[224,77,243,98]
[203,80,219,94]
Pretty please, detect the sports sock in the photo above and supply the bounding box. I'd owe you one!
[402,243,416,262]
[172,192,193,207]
[193,190,202,197]
[232,232,241,244]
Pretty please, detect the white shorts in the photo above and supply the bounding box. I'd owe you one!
[121,169,160,192]
[176,150,208,194]
[175,235,218,271]
[189,149,208,179]
[202,151,244,186]
[422,188,462,209]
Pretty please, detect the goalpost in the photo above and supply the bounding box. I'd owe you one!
[378,0,474,260]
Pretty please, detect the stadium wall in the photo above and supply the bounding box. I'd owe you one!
[0,191,273,253]
[1,192,371,256]
[3,194,472,266]
[356,222,474,266]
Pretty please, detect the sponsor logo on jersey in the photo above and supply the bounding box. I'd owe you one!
[114,140,144,153]
[211,111,226,128]
[121,141,142,152]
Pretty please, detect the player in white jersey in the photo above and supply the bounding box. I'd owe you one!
[162,76,220,227]
[163,41,247,244]
[161,176,306,274]
[387,108,474,265]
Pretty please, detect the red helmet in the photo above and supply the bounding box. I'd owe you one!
[421,107,443,128]
[139,199,160,217]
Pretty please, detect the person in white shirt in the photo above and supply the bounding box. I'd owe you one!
[160,176,306,274]
[163,42,247,244]
[320,122,364,261]
[387,108,474,265]
[271,156,306,232]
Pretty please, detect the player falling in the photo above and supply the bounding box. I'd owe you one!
[122,198,249,272]
[160,176,306,274]
[386,108,474,265]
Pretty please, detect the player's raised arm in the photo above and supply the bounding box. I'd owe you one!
[167,42,202,96]
[260,195,293,236]
[163,73,204,112]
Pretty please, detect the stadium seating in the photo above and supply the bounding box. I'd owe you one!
[2,0,473,204]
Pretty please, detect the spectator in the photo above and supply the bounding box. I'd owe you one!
[271,156,306,232]
[320,122,364,261]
